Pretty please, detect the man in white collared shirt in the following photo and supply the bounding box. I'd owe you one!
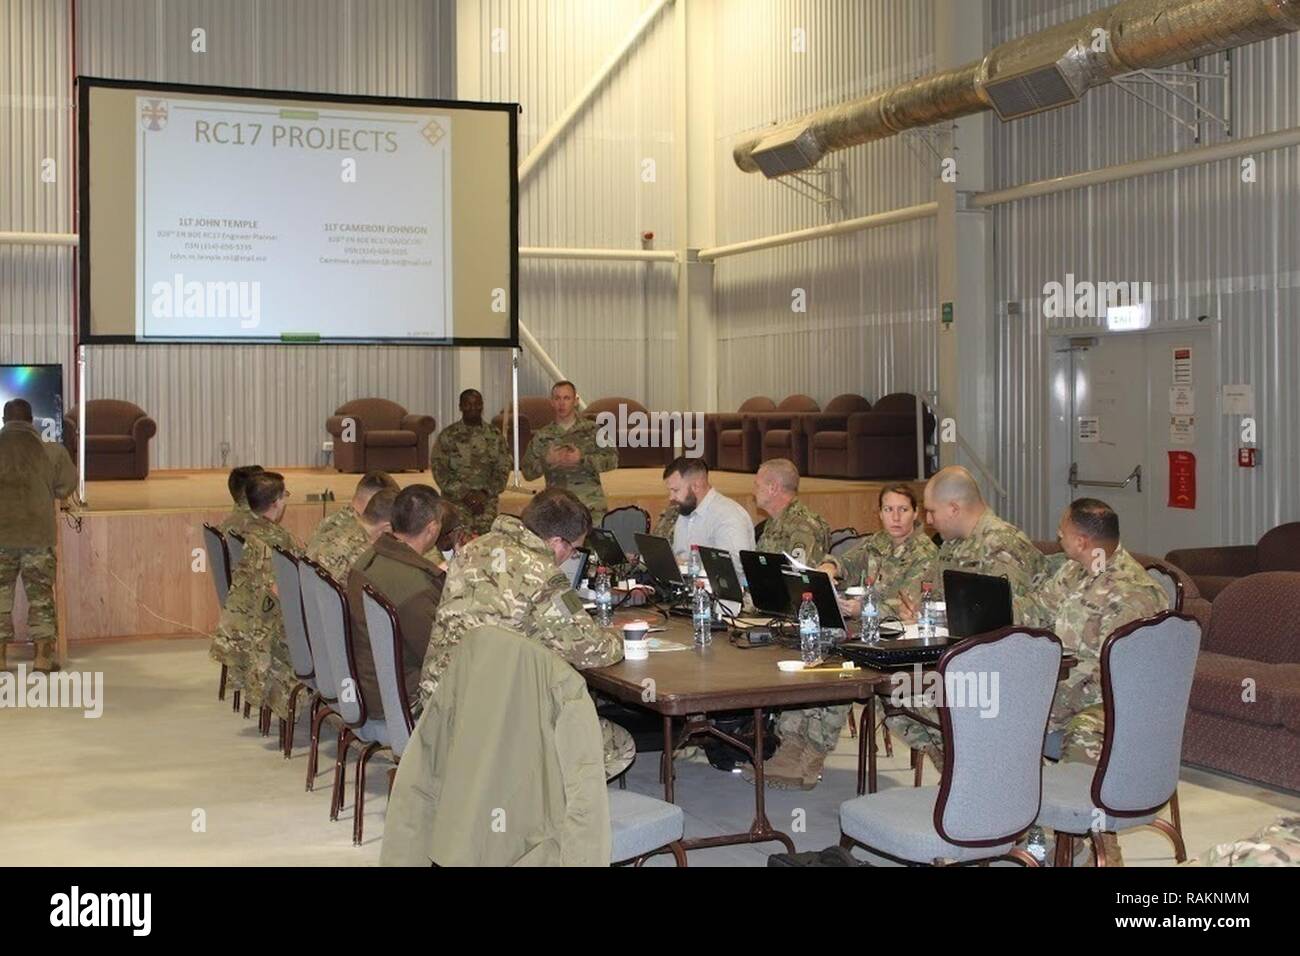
[662,456,755,579]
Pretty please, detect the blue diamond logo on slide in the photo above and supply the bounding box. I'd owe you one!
[140,99,169,132]
[421,119,445,147]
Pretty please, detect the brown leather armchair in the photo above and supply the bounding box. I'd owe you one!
[582,396,673,469]
[1165,522,1300,600]
[492,396,554,458]
[752,394,822,474]
[326,398,435,473]
[704,396,775,473]
[761,393,869,475]
[64,399,156,480]
[806,393,932,479]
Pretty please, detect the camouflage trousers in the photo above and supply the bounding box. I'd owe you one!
[887,704,1106,766]
[448,497,499,537]
[246,628,296,719]
[209,622,250,690]
[776,705,852,755]
[0,547,58,644]
[602,718,636,781]
[1192,816,1300,867]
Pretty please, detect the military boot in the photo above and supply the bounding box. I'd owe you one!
[798,745,828,788]
[744,738,814,790]
[32,640,57,673]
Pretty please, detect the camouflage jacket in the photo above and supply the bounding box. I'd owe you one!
[417,514,623,705]
[521,417,618,518]
[306,507,371,583]
[1025,543,1168,729]
[651,502,680,540]
[432,420,511,502]
[1192,817,1300,867]
[931,508,1043,621]
[833,529,938,618]
[0,421,77,548]
[757,498,830,565]
[216,516,300,651]
[218,502,260,538]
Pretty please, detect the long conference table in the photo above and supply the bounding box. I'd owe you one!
[584,613,1075,856]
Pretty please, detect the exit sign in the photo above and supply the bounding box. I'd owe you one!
[941,302,954,326]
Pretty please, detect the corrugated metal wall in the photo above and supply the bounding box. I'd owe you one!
[712,0,938,410]
[460,0,679,416]
[1,0,457,469]
[990,0,1300,541]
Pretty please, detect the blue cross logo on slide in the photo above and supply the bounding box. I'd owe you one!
[140,99,169,132]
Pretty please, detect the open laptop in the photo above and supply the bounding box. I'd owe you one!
[633,533,687,598]
[839,569,1013,668]
[781,567,848,631]
[739,549,794,620]
[562,547,592,591]
[698,545,744,604]
[584,526,628,570]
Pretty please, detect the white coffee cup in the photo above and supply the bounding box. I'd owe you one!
[622,621,650,660]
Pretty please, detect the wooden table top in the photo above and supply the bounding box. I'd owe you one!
[585,616,893,716]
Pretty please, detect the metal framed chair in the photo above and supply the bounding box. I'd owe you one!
[270,545,318,759]
[296,555,348,800]
[361,585,415,846]
[226,530,247,570]
[1036,612,1200,866]
[828,527,861,554]
[302,561,391,839]
[840,627,1062,866]
[202,523,234,704]
[1143,561,1184,613]
[831,532,868,559]
[602,506,650,559]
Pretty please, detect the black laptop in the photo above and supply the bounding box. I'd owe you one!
[781,567,847,632]
[698,545,744,604]
[839,570,1013,668]
[633,533,686,595]
[739,550,794,617]
[584,526,628,570]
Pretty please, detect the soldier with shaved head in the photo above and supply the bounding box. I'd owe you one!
[753,458,830,566]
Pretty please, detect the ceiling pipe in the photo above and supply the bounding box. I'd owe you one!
[733,0,1300,177]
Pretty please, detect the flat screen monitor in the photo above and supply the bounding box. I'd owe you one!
[0,364,65,444]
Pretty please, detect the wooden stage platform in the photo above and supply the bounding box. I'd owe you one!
[46,468,920,647]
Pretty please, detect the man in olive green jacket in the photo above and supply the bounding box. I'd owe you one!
[0,399,78,671]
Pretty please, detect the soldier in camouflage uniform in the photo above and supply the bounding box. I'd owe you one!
[304,471,398,579]
[651,501,680,540]
[0,399,78,672]
[431,389,512,536]
[307,487,397,582]
[753,458,830,565]
[218,465,263,537]
[417,489,635,779]
[521,381,618,524]
[758,485,931,789]
[1191,817,1300,867]
[886,467,1043,774]
[212,473,301,719]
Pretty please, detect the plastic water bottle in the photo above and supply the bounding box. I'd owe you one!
[798,591,821,664]
[594,566,613,626]
[917,582,937,639]
[692,578,712,646]
[1024,825,1048,865]
[686,545,702,580]
[861,577,880,643]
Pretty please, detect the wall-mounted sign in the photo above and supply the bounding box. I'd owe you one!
[1169,385,1194,415]
[1172,346,1194,385]
[1077,416,1100,443]
[1222,384,1255,416]
[1170,415,1195,445]
[1168,451,1197,510]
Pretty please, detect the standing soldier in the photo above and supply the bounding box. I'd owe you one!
[431,389,511,536]
[521,381,618,524]
[212,472,300,722]
[0,399,77,672]
[753,458,830,565]
[417,489,634,780]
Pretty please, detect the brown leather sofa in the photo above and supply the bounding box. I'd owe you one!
[1181,572,1300,793]
[63,399,156,480]
[326,398,435,473]
[753,394,826,474]
[1165,522,1300,601]
[492,396,554,458]
[805,392,932,480]
[1033,540,1211,631]
[761,393,870,475]
[582,396,674,469]
[704,396,774,473]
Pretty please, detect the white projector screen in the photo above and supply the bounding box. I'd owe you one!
[79,78,518,346]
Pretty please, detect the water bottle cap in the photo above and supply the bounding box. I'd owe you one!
[802,591,812,600]
[597,566,608,574]
[691,544,700,551]
[922,582,933,591]
[696,579,706,588]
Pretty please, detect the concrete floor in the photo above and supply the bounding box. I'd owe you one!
[4,637,1297,867]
